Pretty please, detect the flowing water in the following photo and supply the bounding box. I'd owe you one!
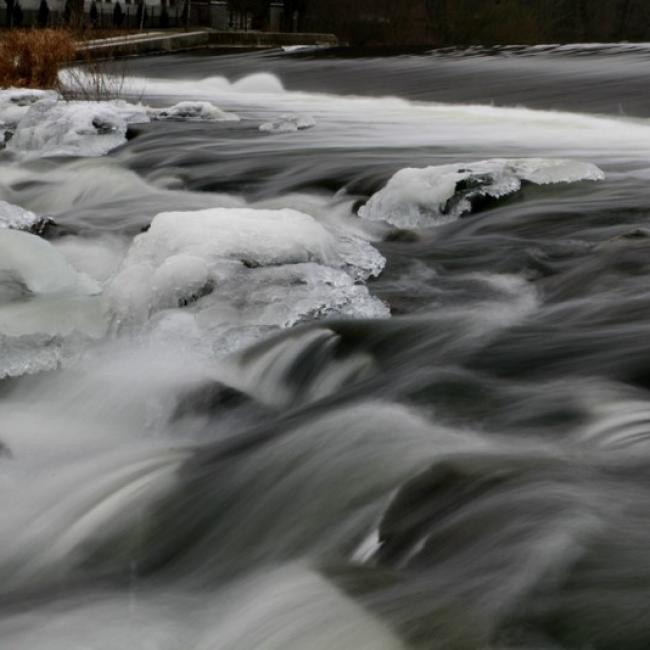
[2,43,650,649]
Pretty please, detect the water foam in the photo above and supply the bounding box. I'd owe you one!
[105,71,650,162]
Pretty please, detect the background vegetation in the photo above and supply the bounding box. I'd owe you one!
[0,28,75,87]
[301,0,650,45]
[2,0,650,46]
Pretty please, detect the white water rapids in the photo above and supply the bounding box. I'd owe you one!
[1,44,650,650]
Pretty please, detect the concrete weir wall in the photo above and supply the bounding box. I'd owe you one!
[78,30,338,58]
[208,31,338,49]
[78,31,211,58]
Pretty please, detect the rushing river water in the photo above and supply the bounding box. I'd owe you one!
[2,43,650,649]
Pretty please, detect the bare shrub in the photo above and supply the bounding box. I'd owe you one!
[0,29,76,89]
[61,55,131,101]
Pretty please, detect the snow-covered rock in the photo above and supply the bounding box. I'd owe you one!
[0,229,100,302]
[7,98,149,158]
[126,208,337,269]
[0,201,43,232]
[106,207,388,345]
[0,230,105,377]
[152,101,239,122]
[0,88,59,128]
[260,113,316,133]
[359,158,605,229]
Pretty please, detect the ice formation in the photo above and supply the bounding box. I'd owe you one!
[260,113,316,133]
[106,207,388,343]
[2,93,237,158]
[0,230,104,377]
[7,98,149,158]
[0,333,70,379]
[0,201,42,232]
[359,158,606,228]
[151,101,240,122]
[128,208,338,268]
[0,230,99,299]
[0,88,59,128]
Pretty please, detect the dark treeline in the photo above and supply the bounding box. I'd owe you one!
[3,0,649,43]
[298,0,650,45]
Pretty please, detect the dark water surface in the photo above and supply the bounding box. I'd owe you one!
[1,44,650,649]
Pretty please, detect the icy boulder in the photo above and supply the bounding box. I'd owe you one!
[0,230,104,376]
[196,262,389,331]
[0,88,59,128]
[8,98,149,158]
[0,229,99,302]
[126,208,338,269]
[0,332,74,379]
[0,201,44,232]
[124,207,384,282]
[260,113,316,133]
[359,158,605,229]
[107,207,388,346]
[152,101,240,122]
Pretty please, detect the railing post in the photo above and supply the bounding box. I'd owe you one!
[268,0,283,32]
[209,0,227,29]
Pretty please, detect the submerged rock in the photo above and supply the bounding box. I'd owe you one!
[0,440,11,458]
[171,380,269,421]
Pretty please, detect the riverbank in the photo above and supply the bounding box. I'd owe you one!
[77,29,339,59]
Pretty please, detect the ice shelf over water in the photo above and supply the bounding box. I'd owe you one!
[359,158,606,228]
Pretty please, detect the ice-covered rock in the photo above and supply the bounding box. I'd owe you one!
[0,229,100,300]
[105,99,150,126]
[359,158,605,228]
[260,113,316,133]
[0,332,67,379]
[0,88,59,127]
[106,207,388,347]
[152,101,240,122]
[0,231,105,376]
[151,255,214,308]
[197,262,389,330]
[126,208,338,269]
[335,234,386,282]
[0,201,43,232]
[7,98,149,158]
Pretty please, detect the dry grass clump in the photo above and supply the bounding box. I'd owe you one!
[62,56,131,101]
[0,29,76,89]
